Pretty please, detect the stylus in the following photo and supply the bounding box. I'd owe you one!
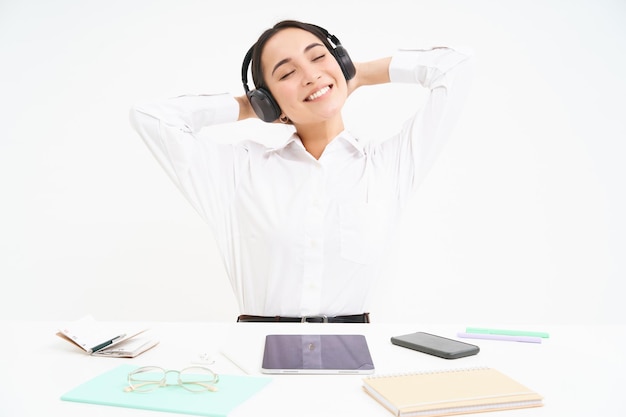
[219,349,254,375]
[457,332,542,344]
[465,327,550,338]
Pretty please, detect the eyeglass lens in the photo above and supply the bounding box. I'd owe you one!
[126,366,218,393]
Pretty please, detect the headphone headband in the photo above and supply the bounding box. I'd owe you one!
[241,24,355,123]
[241,46,255,94]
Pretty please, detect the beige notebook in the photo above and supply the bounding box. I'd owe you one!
[362,367,543,417]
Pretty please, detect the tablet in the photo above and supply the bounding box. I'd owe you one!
[261,334,375,374]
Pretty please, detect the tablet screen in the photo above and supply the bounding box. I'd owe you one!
[261,334,375,374]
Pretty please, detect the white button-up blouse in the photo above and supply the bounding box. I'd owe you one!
[130,47,473,317]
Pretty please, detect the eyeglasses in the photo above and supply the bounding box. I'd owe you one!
[124,366,219,393]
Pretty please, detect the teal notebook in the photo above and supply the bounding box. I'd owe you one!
[61,364,272,417]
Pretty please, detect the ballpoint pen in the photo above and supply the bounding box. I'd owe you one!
[89,334,126,354]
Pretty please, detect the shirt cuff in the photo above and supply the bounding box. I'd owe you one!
[192,93,240,125]
[388,47,472,84]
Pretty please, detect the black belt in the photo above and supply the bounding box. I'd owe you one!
[237,313,370,323]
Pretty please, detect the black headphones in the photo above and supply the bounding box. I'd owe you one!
[241,25,356,123]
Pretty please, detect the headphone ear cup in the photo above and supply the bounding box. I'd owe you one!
[332,45,356,81]
[247,88,282,123]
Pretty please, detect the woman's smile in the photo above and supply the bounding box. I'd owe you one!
[305,85,332,102]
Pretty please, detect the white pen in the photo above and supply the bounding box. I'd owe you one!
[219,349,255,375]
[89,334,126,354]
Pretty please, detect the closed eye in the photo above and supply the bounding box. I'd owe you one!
[279,70,295,81]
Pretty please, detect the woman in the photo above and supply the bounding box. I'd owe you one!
[130,20,473,323]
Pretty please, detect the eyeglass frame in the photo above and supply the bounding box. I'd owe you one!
[124,365,220,393]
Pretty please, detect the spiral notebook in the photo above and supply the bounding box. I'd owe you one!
[362,367,543,417]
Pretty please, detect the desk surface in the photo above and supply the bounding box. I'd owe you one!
[1,321,625,416]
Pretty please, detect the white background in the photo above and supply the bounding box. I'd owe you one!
[1,0,624,324]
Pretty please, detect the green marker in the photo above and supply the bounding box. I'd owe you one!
[466,327,550,339]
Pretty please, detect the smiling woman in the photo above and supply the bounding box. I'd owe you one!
[129,19,474,323]
[260,27,350,133]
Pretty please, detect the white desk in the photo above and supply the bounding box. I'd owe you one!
[1,321,625,416]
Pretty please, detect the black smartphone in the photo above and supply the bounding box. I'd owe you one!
[390,331,480,359]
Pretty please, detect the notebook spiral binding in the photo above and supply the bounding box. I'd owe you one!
[365,366,491,379]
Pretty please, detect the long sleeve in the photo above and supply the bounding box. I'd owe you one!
[129,93,242,230]
[376,47,474,201]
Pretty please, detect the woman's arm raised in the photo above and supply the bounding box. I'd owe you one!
[234,94,257,121]
[347,57,392,96]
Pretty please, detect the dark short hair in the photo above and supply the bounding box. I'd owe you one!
[250,20,334,91]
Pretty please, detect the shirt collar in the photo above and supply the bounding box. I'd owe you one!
[264,130,365,156]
